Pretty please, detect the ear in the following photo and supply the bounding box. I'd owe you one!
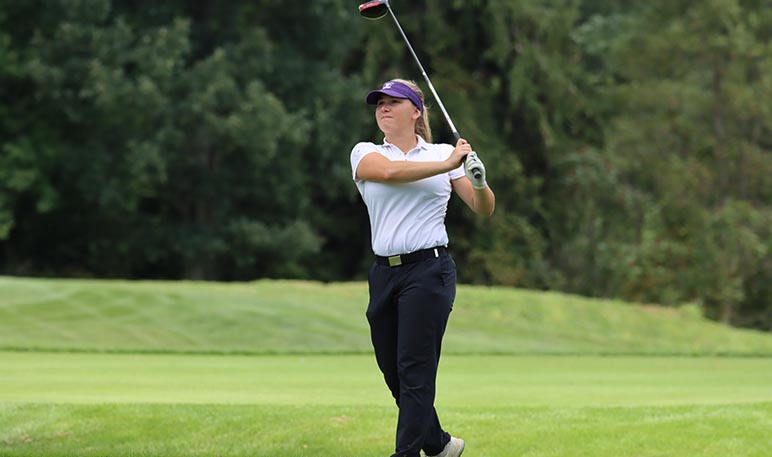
[413,108,421,120]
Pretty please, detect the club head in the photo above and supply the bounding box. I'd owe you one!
[358,0,389,20]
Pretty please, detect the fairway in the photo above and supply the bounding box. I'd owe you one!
[2,352,772,456]
[3,352,772,407]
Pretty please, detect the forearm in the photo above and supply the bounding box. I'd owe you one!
[472,186,496,216]
[357,154,455,183]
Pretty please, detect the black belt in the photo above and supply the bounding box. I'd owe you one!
[375,246,447,267]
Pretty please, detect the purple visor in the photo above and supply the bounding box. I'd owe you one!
[366,81,424,113]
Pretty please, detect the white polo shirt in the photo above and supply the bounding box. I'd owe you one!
[351,135,465,257]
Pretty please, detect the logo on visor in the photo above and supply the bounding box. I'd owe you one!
[382,82,394,89]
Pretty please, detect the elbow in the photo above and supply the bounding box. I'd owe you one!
[380,165,405,183]
[475,194,495,217]
[380,168,397,182]
[356,160,401,183]
[472,203,494,217]
[361,168,396,183]
[484,192,496,216]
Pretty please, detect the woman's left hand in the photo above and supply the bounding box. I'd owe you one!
[464,152,487,190]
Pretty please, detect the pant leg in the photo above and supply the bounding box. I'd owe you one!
[366,262,401,403]
[366,254,457,457]
[394,255,456,457]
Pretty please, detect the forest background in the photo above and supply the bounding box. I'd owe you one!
[1,0,770,330]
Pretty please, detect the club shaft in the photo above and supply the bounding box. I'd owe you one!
[385,4,460,142]
[380,2,481,181]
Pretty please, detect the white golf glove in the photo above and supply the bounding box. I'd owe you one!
[464,151,487,190]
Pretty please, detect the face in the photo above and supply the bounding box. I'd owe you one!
[375,95,421,135]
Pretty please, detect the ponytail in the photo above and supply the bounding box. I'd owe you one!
[416,108,432,143]
[392,78,432,143]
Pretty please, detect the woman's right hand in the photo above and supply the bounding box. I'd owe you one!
[447,138,472,169]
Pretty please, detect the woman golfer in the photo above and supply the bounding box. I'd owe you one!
[350,79,495,457]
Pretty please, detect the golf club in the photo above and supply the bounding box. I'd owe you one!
[358,0,483,180]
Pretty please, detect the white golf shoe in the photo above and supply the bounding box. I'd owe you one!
[424,436,465,457]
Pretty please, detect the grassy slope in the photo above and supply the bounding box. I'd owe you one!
[1,276,771,355]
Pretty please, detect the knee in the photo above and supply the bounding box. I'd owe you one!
[397,359,436,392]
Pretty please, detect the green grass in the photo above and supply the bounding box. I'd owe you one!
[3,401,772,457]
[1,276,771,355]
[2,276,772,456]
[2,352,772,456]
[3,353,772,407]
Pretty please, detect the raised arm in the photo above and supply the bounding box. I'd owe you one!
[452,177,495,216]
[355,140,468,183]
[355,152,458,183]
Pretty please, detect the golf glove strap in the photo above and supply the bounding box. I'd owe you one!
[465,151,487,190]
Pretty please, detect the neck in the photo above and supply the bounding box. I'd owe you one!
[385,132,418,154]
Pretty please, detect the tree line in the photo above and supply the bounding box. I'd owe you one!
[1,0,770,330]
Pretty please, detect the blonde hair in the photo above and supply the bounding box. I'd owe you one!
[392,78,432,143]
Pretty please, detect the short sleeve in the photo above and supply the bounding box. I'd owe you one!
[350,142,378,182]
[449,163,465,180]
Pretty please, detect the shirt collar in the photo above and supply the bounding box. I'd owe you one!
[382,135,429,152]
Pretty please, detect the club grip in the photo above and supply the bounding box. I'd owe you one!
[466,151,482,180]
[468,163,482,180]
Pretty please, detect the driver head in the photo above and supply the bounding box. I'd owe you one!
[359,0,389,20]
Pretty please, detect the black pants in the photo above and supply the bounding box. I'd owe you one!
[366,251,457,457]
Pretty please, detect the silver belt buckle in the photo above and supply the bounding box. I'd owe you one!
[388,255,402,267]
